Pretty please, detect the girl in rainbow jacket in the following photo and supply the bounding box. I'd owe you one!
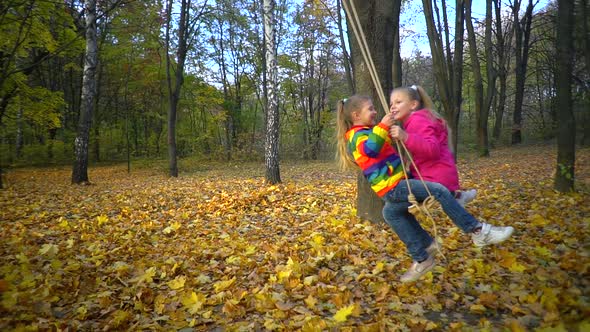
[336,94,514,282]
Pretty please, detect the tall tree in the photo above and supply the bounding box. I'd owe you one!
[422,0,465,154]
[492,0,512,142]
[391,0,403,88]
[164,0,207,177]
[263,0,280,184]
[554,0,575,192]
[72,0,98,184]
[336,0,354,93]
[580,0,590,146]
[344,0,399,223]
[465,0,494,157]
[510,0,535,145]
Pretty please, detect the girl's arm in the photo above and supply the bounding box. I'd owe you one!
[403,119,440,160]
[351,123,392,158]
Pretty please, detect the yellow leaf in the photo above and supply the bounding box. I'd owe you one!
[76,305,88,319]
[96,214,109,226]
[509,262,527,273]
[111,309,131,327]
[333,304,355,323]
[58,217,69,228]
[225,255,241,264]
[213,277,236,293]
[39,243,58,257]
[130,267,156,285]
[244,245,256,255]
[534,246,552,258]
[154,294,166,314]
[305,294,317,309]
[163,221,181,234]
[303,276,317,286]
[181,291,206,314]
[540,287,559,311]
[167,276,186,290]
[528,214,549,226]
[372,261,385,275]
[312,234,324,246]
[469,304,486,313]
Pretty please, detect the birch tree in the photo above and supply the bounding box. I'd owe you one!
[72,0,98,184]
[263,0,280,184]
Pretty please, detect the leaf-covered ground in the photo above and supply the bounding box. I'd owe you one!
[1,145,589,331]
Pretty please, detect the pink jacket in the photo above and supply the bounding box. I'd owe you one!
[402,109,460,192]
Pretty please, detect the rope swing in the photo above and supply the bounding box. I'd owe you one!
[342,0,443,255]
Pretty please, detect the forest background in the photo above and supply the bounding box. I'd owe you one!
[0,0,587,172]
[1,0,589,330]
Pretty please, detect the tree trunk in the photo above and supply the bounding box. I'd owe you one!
[465,0,490,157]
[392,0,403,88]
[580,0,590,146]
[511,0,534,145]
[554,0,575,192]
[16,108,23,159]
[423,0,465,155]
[492,0,509,142]
[72,0,97,184]
[337,0,354,94]
[165,0,191,177]
[263,0,280,184]
[346,0,398,223]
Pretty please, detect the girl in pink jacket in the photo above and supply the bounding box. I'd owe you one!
[388,85,476,206]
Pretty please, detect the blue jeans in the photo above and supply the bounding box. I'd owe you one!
[382,180,481,262]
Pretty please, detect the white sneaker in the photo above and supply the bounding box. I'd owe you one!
[400,255,435,283]
[456,189,477,207]
[472,223,514,247]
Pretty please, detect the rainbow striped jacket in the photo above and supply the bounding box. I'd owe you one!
[345,123,406,197]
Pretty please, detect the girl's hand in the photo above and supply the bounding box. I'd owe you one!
[390,125,408,142]
[380,113,395,127]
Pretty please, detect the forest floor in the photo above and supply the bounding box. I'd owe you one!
[1,144,589,331]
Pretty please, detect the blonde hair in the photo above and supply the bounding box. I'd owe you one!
[336,95,372,171]
[392,85,445,124]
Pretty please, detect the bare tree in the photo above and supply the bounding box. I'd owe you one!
[554,0,575,192]
[492,0,512,142]
[336,0,354,93]
[422,0,465,154]
[465,0,495,157]
[510,0,536,145]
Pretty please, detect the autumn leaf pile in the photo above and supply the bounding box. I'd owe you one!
[1,145,589,331]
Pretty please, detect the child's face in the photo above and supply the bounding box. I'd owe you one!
[352,101,377,126]
[389,91,417,123]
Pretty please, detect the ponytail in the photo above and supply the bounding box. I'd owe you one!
[400,85,445,125]
[335,95,371,171]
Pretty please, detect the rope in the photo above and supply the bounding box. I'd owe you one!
[342,0,443,258]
